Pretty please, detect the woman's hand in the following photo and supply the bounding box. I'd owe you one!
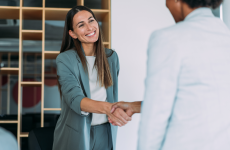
[105,103,132,127]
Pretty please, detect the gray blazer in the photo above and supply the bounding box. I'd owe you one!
[52,48,119,150]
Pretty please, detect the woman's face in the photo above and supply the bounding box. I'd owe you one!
[69,10,99,44]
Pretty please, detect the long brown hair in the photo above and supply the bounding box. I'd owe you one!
[57,6,113,99]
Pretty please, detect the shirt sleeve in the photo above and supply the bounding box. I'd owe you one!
[56,53,89,117]
[137,31,181,150]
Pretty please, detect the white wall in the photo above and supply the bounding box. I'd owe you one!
[111,0,175,149]
[223,0,230,29]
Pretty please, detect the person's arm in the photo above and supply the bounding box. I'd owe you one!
[111,101,142,114]
[137,31,180,150]
[57,53,130,126]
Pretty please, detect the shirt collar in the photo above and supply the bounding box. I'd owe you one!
[184,7,214,21]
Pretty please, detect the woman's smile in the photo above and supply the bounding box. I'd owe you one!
[86,30,96,37]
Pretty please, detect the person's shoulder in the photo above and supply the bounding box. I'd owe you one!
[0,127,18,150]
[56,49,77,62]
[105,48,114,56]
[105,48,118,61]
[149,22,186,44]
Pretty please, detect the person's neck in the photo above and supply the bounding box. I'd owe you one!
[181,3,198,20]
[82,43,95,56]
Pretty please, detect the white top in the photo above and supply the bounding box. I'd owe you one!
[138,8,230,150]
[81,56,108,126]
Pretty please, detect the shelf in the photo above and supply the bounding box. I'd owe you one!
[22,8,43,20]
[21,82,42,87]
[45,0,83,8]
[44,108,61,111]
[0,67,19,75]
[45,8,109,20]
[22,30,43,40]
[103,42,109,45]
[22,30,43,33]
[0,120,18,124]
[92,9,110,20]
[20,132,29,137]
[44,51,59,59]
[84,0,110,9]
[0,6,20,19]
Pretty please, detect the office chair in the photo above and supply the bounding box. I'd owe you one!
[28,127,55,150]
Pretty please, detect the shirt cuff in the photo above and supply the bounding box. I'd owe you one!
[81,111,89,115]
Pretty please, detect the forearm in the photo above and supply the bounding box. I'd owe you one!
[80,97,111,114]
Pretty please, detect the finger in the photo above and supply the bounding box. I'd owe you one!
[112,123,117,126]
[109,114,122,127]
[113,112,127,125]
[115,109,131,123]
[115,117,124,126]
[121,111,132,121]
[110,107,116,113]
[110,103,118,113]
[108,118,113,124]
[110,111,127,126]
[114,115,125,126]
[109,117,120,126]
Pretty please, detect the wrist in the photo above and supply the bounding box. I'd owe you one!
[131,102,141,113]
[102,102,112,115]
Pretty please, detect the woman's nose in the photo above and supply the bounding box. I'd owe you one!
[86,23,93,31]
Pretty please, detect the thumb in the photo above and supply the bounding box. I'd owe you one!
[110,103,118,113]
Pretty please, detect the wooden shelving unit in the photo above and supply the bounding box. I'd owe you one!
[0,0,111,148]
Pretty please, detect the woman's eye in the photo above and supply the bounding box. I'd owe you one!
[90,20,94,23]
[79,24,84,28]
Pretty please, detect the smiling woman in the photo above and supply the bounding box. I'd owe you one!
[52,6,131,150]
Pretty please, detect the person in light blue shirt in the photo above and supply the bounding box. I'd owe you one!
[0,127,18,150]
[110,0,230,150]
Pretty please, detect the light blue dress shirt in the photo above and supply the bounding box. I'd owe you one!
[138,8,230,150]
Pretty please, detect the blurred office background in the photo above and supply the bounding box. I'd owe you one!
[0,0,230,150]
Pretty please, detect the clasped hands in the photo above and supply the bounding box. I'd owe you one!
[107,101,141,127]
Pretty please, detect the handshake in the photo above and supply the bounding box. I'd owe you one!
[107,101,141,127]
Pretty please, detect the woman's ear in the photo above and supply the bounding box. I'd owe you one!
[69,30,78,39]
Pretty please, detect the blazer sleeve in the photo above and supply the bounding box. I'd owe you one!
[56,53,87,116]
[137,31,181,150]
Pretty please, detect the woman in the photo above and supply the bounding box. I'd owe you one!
[52,6,131,150]
[137,0,230,150]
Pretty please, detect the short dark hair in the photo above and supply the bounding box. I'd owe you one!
[182,0,223,9]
